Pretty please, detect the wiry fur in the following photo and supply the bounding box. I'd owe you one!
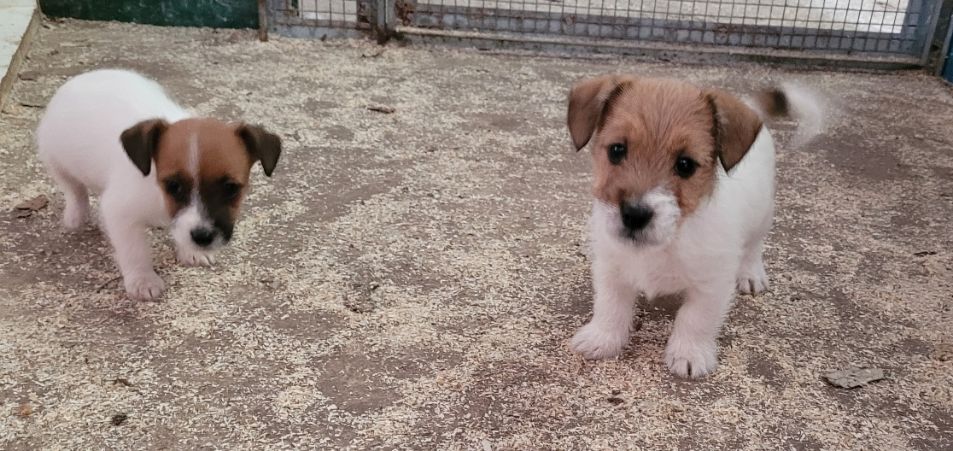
[567,75,822,378]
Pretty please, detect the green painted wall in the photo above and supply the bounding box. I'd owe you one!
[39,0,258,29]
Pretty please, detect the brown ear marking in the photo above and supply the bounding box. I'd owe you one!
[567,75,631,151]
[705,90,763,172]
[237,124,282,177]
[120,119,168,176]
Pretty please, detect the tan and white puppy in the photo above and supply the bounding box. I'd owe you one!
[37,69,281,301]
[567,75,821,378]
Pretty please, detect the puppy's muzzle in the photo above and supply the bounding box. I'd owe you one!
[620,202,654,232]
[190,227,217,248]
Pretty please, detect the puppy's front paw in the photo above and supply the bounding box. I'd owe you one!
[737,262,769,295]
[124,272,166,301]
[177,248,216,267]
[62,208,87,231]
[664,336,717,379]
[571,322,628,360]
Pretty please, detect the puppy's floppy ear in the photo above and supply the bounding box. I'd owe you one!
[705,89,763,172]
[237,124,282,177]
[120,119,168,176]
[567,75,626,151]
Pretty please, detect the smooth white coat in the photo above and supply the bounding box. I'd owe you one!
[36,69,196,300]
[571,127,776,378]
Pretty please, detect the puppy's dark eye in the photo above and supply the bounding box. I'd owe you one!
[674,155,698,178]
[164,179,183,197]
[163,178,189,203]
[608,143,627,165]
[222,181,242,200]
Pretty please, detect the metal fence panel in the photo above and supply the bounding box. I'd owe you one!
[268,0,944,65]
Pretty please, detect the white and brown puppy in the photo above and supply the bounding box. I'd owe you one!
[37,69,281,301]
[567,75,821,378]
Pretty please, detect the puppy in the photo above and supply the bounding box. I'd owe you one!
[566,75,821,378]
[37,69,281,301]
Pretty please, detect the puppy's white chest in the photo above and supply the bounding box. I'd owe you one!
[621,248,685,298]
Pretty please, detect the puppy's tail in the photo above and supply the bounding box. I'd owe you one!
[748,82,827,148]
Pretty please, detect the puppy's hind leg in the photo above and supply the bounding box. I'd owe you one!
[48,164,89,231]
[737,240,769,295]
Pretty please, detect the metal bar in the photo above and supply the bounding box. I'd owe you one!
[938,13,953,75]
[920,0,946,64]
[258,0,269,41]
[375,0,396,43]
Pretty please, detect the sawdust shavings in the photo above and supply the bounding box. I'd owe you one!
[361,48,385,58]
[932,343,953,362]
[343,280,381,314]
[2,19,953,450]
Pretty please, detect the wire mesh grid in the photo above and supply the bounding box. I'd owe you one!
[267,0,940,59]
[399,0,931,54]
[271,0,368,29]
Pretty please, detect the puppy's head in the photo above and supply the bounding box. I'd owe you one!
[120,118,281,253]
[568,75,762,246]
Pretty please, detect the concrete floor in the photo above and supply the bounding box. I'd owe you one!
[1,19,952,450]
[0,0,37,109]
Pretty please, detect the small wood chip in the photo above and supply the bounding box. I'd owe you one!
[111,413,128,426]
[823,367,886,389]
[361,48,385,58]
[15,195,48,211]
[913,250,938,257]
[14,195,49,218]
[96,276,122,293]
[606,397,624,405]
[932,343,953,362]
[367,105,395,114]
[16,402,32,417]
[111,378,134,387]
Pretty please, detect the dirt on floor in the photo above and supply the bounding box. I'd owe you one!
[0,19,952,450]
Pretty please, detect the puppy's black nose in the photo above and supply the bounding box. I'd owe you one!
[620,202,654,231]
[190,228,216,247]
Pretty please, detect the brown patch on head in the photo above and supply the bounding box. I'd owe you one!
[568,76,715,214]
[706,89,764,172]
[120,119,167,176]
[119,118,282,241]
[566,76,763,215]
[567,74,624,151]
